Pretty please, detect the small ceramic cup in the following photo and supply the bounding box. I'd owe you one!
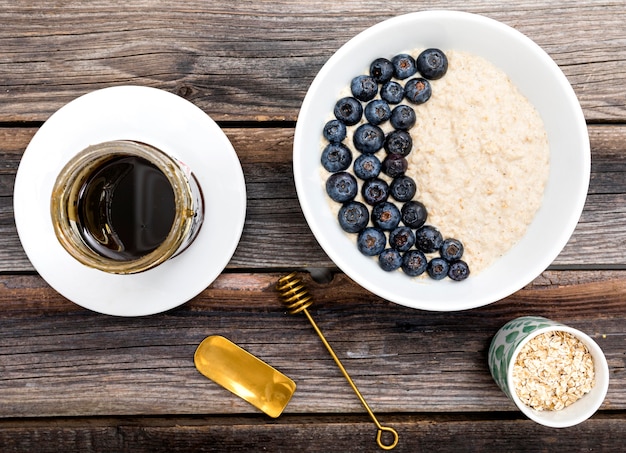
[488,316,609,428]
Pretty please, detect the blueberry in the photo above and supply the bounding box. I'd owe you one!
[381,154,408,178]
[448,260,470,281]
[427,257,449,280]
[390,175,416,202]
[391,53,417,79]
[416,48,448,80]
[353,123,384,154]
[321,142,352,172]
[440,238,464,262]
[401,250,427,276]
[415,225,443,253]
[380,81,405,104]
[371,201,401,231]
[338,201,370,233]
[364,99,391,125]
[378,248,403,272]
[401,200,428,228]
[353,154,381,180]
[361,178,389,205]
[389,226,415,252]
[390,104,416,130]
[351,75,378,102]
[370,57,394,84]
[323,119,347,143]
[404,77,432,104]
[384,130,413,156]
[334,97,363,126]
[325,171,357,203]
[357,227,386,256]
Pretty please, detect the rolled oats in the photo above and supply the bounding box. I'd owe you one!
[512,330,595,411]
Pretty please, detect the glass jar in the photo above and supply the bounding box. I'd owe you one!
[50,140,204,274]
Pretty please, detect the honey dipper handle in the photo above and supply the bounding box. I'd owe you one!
[376,426,399,450]
[301,308,399,450]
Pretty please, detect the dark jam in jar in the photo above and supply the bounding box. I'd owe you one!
[77,155,176,261]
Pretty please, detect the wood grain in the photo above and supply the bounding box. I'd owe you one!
[1,1,625,450]
[1,125,625,272]
[0,1,624,122]
[1,271,624,419]
[0,414,625,453]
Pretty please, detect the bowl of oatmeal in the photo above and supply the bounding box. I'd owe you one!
[292,11,590,311]
[488,317,609,427]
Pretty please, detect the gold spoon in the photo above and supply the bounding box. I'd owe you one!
[276,272,399,450]
[194,335,296,418]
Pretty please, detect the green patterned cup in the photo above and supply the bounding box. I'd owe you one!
[488,316,609,428]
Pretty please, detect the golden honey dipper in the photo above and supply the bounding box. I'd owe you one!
[276,272,399,450]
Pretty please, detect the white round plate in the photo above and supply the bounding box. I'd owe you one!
[14,86,246,316]
[293,11,590,311]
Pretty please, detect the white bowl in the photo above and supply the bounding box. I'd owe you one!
[293,11,589,311]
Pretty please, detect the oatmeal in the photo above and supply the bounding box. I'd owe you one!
[321,49,550,278]
[406,51,549,273]
[513,331,595,411]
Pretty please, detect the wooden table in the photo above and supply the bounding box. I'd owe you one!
[1,1,625,451]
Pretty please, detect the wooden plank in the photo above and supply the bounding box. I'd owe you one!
[1,125,625,271]
[1,271,624,418]
[0,414,625,452]
[0,1,624,122]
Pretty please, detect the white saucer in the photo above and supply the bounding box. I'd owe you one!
[14,86,247,316]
